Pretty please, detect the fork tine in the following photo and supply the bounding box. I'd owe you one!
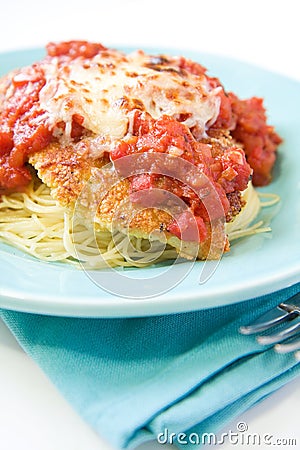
[239,293,300,359]
[239,308,295,335]
[257,320,300,345]
[274,338,300,354]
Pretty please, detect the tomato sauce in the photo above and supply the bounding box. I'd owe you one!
[46,41,107,60]
[228,94,282,186]
[111,111,252,242]
[181,57,282,186]
[0,66,52,194]
[0,41,107,195]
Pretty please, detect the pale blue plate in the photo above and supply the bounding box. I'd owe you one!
[0,47,299,317]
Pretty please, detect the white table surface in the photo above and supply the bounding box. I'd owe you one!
[0,1,299,449]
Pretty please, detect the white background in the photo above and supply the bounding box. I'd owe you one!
[0,1,299,449]
[1,0,300,81]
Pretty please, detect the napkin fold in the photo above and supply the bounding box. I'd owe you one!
[1,283,300,449]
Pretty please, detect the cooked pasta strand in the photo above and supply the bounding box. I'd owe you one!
[0,180,279,267]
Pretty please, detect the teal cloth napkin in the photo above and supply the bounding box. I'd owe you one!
[1,282,300,449]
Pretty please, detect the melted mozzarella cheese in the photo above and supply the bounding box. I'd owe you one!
[39,48,221,142]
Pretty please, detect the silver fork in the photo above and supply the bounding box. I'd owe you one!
[239,292,300,360]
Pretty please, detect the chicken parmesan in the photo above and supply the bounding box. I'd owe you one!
[0,41,281,267]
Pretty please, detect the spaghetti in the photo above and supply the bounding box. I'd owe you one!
[0,178,279,268]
